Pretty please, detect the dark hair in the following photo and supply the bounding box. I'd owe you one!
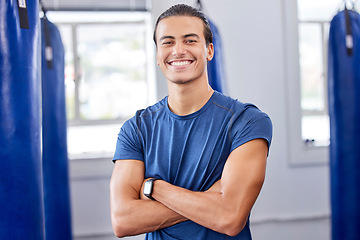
[153,4,213,46]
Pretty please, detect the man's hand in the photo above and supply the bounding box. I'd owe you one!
[141,178,221,200]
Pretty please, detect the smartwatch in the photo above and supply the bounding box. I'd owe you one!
[143,178,158,200]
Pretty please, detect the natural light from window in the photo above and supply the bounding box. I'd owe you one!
[47,11,155,158]
[297,0,340,146]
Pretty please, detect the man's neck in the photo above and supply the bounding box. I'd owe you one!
[167,78,214,116]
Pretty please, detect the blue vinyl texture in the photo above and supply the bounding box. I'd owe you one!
[41,18,72,240]
[328,9,360,240]
[0,0,44,239]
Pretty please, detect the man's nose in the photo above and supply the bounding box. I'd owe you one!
[172,42,186,56]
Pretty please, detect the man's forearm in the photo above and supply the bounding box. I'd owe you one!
[110,160,188,238]
[149,139,268,236]
[150,180,246,236]
[111,197,187,237]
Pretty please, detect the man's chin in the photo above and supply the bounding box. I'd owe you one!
[168,77,195,85]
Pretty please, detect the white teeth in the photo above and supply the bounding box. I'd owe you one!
[171,61,191,66]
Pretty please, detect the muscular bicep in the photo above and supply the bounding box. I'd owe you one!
[110,160,145,202]
[220,139,268,221]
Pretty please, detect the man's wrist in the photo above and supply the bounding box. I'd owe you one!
[143,178,159,200]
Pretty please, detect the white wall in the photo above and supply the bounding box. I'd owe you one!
[70,0,331,239]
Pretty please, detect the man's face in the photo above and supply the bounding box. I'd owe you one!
[155,16,214,85]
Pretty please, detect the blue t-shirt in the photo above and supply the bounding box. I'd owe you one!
[113,91,272,240]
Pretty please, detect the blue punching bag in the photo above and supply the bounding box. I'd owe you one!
[208,20,226,93]
[0,0,45,239]
[328,8,360,240]
[41,17,73,240]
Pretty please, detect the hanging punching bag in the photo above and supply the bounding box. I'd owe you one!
[0,0,44,239]
[328,8,360,240]
[41,17,73,240]
[208,20,226,93]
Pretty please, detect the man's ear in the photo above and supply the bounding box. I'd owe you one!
[207,43,214,61]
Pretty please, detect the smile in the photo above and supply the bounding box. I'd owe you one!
[169,60,193,66]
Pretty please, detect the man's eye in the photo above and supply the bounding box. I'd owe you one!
[186,39,197,43]
[162,41,173,45]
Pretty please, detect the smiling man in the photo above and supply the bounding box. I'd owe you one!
[110,4,272,240]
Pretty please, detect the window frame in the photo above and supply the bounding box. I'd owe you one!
[283,0,329,166]
[47,11,156,157]
[49,11,156,127]
[299,20,330,147]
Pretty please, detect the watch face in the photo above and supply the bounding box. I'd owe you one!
[144,181,152,195]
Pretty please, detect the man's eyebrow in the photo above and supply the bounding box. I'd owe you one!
[159,33,200,41]
[183,33,200,39]
[159,35,175,41]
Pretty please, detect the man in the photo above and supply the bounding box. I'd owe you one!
[110,4,272,240]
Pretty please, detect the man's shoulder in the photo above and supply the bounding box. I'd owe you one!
[123,97,168,131]
[213,92,270,120]
[135,97,167,118]
[212,91,246,113]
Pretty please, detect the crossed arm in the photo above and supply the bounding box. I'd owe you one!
[110,138,268,238]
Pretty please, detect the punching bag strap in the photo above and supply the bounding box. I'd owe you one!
[344,6,353,56]
[17,0,29,29]
[196,0,203,10]
[42,17,53,69]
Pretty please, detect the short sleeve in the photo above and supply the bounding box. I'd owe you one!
[230,105,273,153]
[112,116,144,163]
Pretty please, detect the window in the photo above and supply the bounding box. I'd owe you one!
[297,0,339,146]
[47,11,156,158]
[285,0,359,164]
[297,0,360,146]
